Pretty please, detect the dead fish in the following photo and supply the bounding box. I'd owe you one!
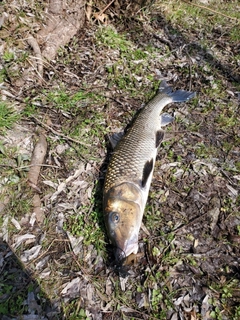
[103,81,195,261]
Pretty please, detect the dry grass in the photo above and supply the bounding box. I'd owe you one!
[0,0,240,319]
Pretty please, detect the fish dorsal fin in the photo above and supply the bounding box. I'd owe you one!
[160,113,175,127]
[142,158,154,188]
[108,131,124,149]
[155,130,164,148]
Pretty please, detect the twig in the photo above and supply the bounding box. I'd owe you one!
[185,49,192,91]
[174,210,209,235]
[26,35,44,83]
[99,0,115,15]
[153,34,173,50]
[0,163,60,169]
[27,132,48,222]
[28,133,47,186]
[31,116,91,147]
[19,164,60,170]
[26,238,70,269]
[181,0,240,22]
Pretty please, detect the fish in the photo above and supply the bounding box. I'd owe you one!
[103,81,196,261]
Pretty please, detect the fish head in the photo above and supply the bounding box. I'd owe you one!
[104,183,143,261]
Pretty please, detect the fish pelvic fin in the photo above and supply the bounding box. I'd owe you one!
[160,113,175,127]
[142,158,154,188]
[159,80,196,102]
[108,131,124,149]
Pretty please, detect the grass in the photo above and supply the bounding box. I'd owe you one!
[0,0,240,319]
[96,25,161,99]
[43,88,105,113]
[65,199,106,254]
[157,0,240,33]
[0,142,29,188]
[208,278,240,320]
[0,102,20,134]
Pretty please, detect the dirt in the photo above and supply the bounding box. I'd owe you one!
[0,1,240,319]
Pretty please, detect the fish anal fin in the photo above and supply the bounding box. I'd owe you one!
[142,158,154,188]
[155,130,164,148]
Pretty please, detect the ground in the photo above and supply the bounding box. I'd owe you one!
[0,0,240,319]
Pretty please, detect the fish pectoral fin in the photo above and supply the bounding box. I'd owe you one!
[108,131,124,149]
[142,158,154,188]
[141,221,150,236]
[155,130,165,148]
[160,113,175,127]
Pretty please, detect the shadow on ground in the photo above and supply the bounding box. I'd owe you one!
[0,239,62,320]
[1,1,240,319]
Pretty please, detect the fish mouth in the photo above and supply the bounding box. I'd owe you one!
[115,237,139,262]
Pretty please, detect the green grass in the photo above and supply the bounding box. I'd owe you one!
[44,89,106,113]
[96,26,132,53]
[64,182,106,255]
[0,143,30,188]
[156,0,240,32]
[230,24,240,41]
[96,25,160,99]
[62,302,91,320]
[3,50,15,62]
[0,0,239,319]
[208,278,240,320]
[0,102,20,134]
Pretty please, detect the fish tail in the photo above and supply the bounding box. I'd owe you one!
[159,80,196,102]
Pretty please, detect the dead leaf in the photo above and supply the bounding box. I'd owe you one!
[93,12,109,24]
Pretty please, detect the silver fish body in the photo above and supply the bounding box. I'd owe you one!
[103,81,195,261]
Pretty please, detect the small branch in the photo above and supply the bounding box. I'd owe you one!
[0,163,60,169]
[19,164,60,170]
[174,210,209,235]
[28,133,48,186]
[31,116,91,147]
[99,0,115,15]
[182,0,239,22]
[28,132,48,223]
[153,34,173,50]
[185,49,193,91]
[26,35,44,82]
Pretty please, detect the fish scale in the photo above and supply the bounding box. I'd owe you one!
[104,95,168,191]
[103,81,196,261]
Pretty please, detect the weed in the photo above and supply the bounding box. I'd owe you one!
[0,66,7,82]
[22,101,37,117]
[3,51,15,62]
[63,303,91,320]
[1,0,239,318]
[0,280,31,317]
[0,102,20,134]
[215,111,238,130]
[97,25,160,99]
[230,25,240,42]
[209,277,240,319]
[209,304,222,320]
[96,26,131,53]
[233,306,240,320]
[64,183,106,255]
[237,225,240,235]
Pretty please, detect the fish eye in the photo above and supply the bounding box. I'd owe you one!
[110,211,120,224]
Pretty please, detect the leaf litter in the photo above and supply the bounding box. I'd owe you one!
[0,0,240,319]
